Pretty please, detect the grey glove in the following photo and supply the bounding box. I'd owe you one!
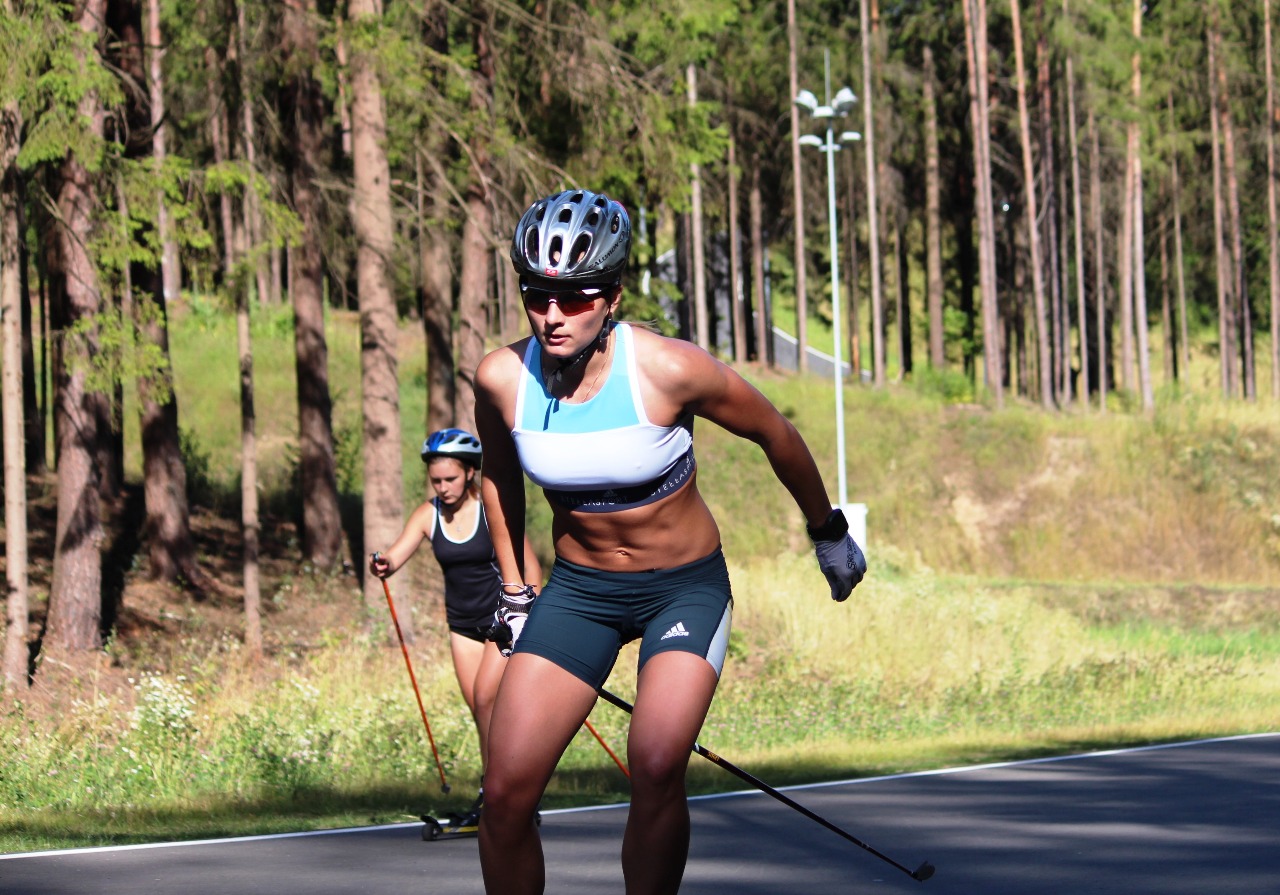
[490,585,536,657]
[808,509,867,602]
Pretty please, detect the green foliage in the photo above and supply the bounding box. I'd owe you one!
[64,298,173,408]
[5,0,121,171]
[910,365,976,404]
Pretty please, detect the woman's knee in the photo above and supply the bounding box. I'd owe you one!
[626,743,691,793]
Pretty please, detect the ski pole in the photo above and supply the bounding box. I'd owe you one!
[377,566,451,794]
[584,718,630,778]
[597,688,934,883]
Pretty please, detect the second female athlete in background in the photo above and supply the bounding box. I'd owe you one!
[369,428,542,827]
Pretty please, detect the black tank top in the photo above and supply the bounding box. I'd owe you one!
[430,498,501,629]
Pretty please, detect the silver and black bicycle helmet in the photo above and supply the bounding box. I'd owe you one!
[421,428,483,468]
[510,189,631,290]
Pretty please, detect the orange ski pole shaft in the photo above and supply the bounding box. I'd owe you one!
[380,574,450,793]
[584,718,630,778]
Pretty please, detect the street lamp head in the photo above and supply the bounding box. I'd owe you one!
[840,130,862,143]
[832,86,857,115]
[794,89,819,115]
[798,134,823,148]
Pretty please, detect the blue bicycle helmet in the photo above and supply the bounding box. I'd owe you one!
[421,428,483,468]
[510,189,631,291]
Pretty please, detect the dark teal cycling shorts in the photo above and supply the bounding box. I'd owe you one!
[514,548,733,689]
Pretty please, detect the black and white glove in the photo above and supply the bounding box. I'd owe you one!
[490,585,536,657]
[808,509,867,603]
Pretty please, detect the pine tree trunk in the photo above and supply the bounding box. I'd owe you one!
[923,45,944,370]
[1169,93,1191,383]
[205,40,238,292]
[1131,0,1154,411]
[283,0,343,569]
[349,0,405,619]
[146,0,179,304]
[897,219,913,377]
[688,63,709,353]
[788,0,808,371]
[1207,13,1236,397]
[455,9,495,437]
[420,151,455,434]
[2,77,29,688]
[1036,0,1064,404]
[1055,87,1072,403]
[728,129,746,363]
[964,0,1001,405]
[47,0,109,655]
[456,184,490,437]
[1266,0,1280,399]
[236,1,269,306]
[1160,213,1174,383]
[1010,0,1053,409]
[1066,17,1089,404]
[1118,131,1136,394]
[750,162,770,365]
[113,0,198,587]
[1089,109,1108,411]
[21,225,44,475]
[1216,29,1253,400]
[862,0,885,385]
[237,268,262,660]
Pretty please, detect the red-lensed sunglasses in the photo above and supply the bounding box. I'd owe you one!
[521,286,608,316]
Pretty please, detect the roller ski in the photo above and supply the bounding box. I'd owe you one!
[420,791,541,841]
[421,809,480,841]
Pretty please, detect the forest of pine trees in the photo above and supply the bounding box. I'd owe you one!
[1,0,1278,689]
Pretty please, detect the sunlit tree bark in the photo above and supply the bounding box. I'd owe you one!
[787,0,808,372]
[1,48,28,687]
[349,0,405,622]
[1010,0,1053,409]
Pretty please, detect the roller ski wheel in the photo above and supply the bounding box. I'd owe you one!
[419,806,540,841]
[420,808,480,841]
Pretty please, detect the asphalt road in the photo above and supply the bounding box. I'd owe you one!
[2,733,1276,894]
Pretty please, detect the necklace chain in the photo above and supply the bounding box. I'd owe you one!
[580,330,613,401]
[548,328,612,401]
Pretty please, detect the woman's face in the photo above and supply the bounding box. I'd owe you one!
[522,285,620,358]
[428,457,473,506]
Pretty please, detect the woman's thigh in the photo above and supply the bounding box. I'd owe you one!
[627,651,720,782]
[485,653,599,800]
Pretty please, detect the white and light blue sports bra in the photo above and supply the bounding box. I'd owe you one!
[512,323,695,513]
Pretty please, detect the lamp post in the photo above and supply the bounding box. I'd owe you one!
[795,54,860,509]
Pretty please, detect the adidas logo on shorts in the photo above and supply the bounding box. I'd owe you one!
[660,622,691,640]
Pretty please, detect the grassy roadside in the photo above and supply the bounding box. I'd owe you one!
[4,301,1278,854]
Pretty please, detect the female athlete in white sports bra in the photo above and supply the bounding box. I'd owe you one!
[473,189,866,895]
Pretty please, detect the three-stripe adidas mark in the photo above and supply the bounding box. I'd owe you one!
[660,622,690,640]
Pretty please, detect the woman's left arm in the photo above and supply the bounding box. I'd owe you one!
[646,336,866,601]
[650,337,833,530]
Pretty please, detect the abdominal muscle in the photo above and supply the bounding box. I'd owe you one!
[547,475,721,572]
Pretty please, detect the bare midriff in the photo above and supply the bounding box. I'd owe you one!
[546,475,720,572]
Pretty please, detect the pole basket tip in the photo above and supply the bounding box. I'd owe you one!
[912,862,935,882]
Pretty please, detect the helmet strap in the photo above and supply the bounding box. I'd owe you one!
[549,317,613,386]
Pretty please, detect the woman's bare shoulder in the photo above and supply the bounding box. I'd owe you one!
[477,338,532,390]
[626,324,721,401]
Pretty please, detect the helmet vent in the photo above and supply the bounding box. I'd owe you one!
[569,233,592,268]
[548,235,564,264]
[558,206,574,223]
[586,209,600,227]
[609,213,621,234]
[523,230,539,262]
